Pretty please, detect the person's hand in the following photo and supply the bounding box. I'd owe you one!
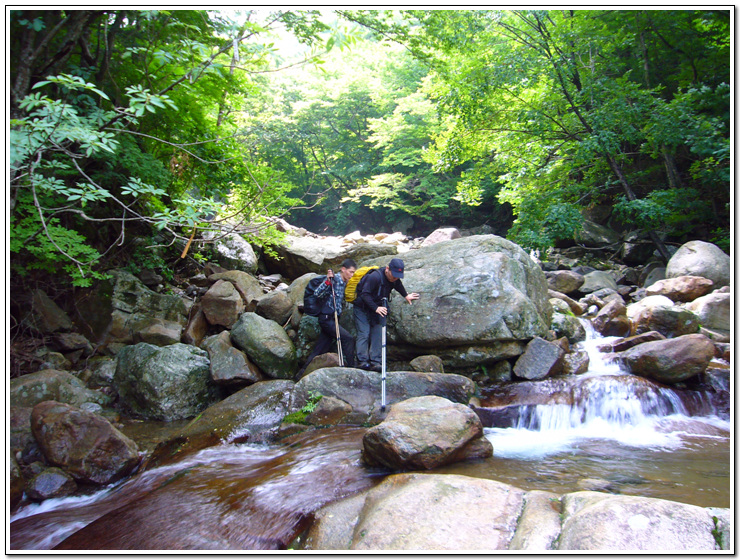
[326,269,334,279]
[376,306,388,317]
[406,293,420,304]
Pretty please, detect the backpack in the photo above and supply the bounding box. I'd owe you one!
[344,266,380,304]
[302,276,328,316]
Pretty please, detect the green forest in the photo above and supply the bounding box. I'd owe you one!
[9,9,731,291]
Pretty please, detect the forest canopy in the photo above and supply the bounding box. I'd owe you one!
[9,8,730,289]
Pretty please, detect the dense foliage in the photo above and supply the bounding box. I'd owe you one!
[9,9,730,294]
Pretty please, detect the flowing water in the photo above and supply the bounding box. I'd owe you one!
[9,323,731,550]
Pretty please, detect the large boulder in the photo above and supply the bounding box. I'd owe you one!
[573,220,620,248]
[20,289,74,334]
[255,290,295,326]
[291,368,477,425]
[114,342,220,421]
[513,337,564,380]
[419,227,461,248]
[645,275,715,302]
[264,234,397,279]
[30,401,140,485]
[546,270,585,295]
[202,331,263,386]
[627,296,701,338]
[665,240,730,288]
[230,313,298,379]
[685,291,731,332]
[75,270,188,345]
[362,396,491,470]
[25,467,78,502]
[591,298,631,337]
[617,333,716,384]
[10,369,111,409]
[200,279,245,328]
[145,380,294,468]
[349,473,525,550]
[201,230,259,274]
[362,235,552,365]
[558,492,720,550]
[208,270,264,309]
[579,271,618,294]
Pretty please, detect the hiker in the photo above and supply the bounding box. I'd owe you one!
[297,258,357,378]
[353,257,419,372]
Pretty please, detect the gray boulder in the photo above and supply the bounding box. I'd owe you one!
[230,313,297,379]
[31,401,140,485]
[291,368,477,425]
[200,279,245,328]
[546,270,585,295]
[208,270,264,309]
[202,230,259,273]
[551,311,587,344]
[558,492,719,550]
[627,295,701,338]
[255,290,295,326]
[202,331,263,386]
[362,396,491,470]
[666,240,730,288]
[363,235,552,364]
[409,355,445,373]
[574,220,620,248]
[618,333,716,384]
[685,291,730,332]
[513,337,564,380]
[25,467,78,502]
[10,369,111,409]
[579,270,618,294]
[114,342,219,421]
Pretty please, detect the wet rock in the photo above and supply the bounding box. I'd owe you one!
[558,491,720,550]
[115,342,219,421]
[304,396,353,427]
[562,351,590,376]
[419,227,461,247]
[409,355,445,373]
[292,368,476,426]
[350,473,525,550]
[618,333,716,384]
[546,270,585,295]
[592,299,630,337]
[627,295,701,338]
[231,313,298,379]
[31,401,140,485]
[10,454,25,511]
[303,490,370,550]
[10,369,112,409]
[666,240,730,288]
[25,467,78,502]
[551,311,587,344]
[362,396,490,470]
[513,337,565,380]
[201,279,245,328]
[597,331,666,353]
[645,275,714,302]
[203,331,263,386]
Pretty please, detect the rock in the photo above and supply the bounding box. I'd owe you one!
[300,352,341,378]
[562,351,590,376]
[144,380,294,468]
[573,220,620,248]
[208,270,264,308]
[255,290,295,326]
[509,491,562,550]
[362,235,552,363]
[303,490,370,550]
[592,299,631,337]
[201,230,259,273]
[292,368,476,425]
[645,275,715,302]
[25,467,78,502]
[551,311,587,344]
[513,337,564,380]
[31,401,140,485]
[36,350,72,371]
[419,227,461,247]
[52,332,93,355]
[362,396,490,470]
[114,342,220,421]
[21,289,74,334]
[286,273,320,307]
[558,491,719,550]
[304,396,353,427]
[618,333,716,384]
[10,369,111,409]
[579,271,618,294]
[627,296,701,338]
[666,240,730,288]
[10,454,25,511]
[685,291,730,332]
[597,331,666,353]
[202,331,263,386]
[230,313,297,379]
[75,270,188,345]
[200,279,245,328]
[10,406,34,456]
[548,290,586,315]
[131,317,183,346]
[546,270,585,295]
[182,303,208,346]
[264,234,397,279]
[409,355,445,373]
[350,473,525,550]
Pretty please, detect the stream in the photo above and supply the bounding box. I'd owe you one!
[9,325,730,550]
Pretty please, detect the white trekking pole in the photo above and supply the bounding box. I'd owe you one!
[381,297,387,412]
[329,270,344,367]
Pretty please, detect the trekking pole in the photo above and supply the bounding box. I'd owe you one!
[329,271,344,366]
[381,297,387,412]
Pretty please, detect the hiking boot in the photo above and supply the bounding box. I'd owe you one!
[358,362,372,371]
[369,364,382,373]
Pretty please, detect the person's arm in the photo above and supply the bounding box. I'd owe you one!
[358,271,381,312]
[313,272,332,299]
[394,280,420,304]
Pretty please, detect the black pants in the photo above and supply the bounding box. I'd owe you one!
[299,313,355,376]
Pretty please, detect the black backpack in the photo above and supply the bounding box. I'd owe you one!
[302,276,328,316]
